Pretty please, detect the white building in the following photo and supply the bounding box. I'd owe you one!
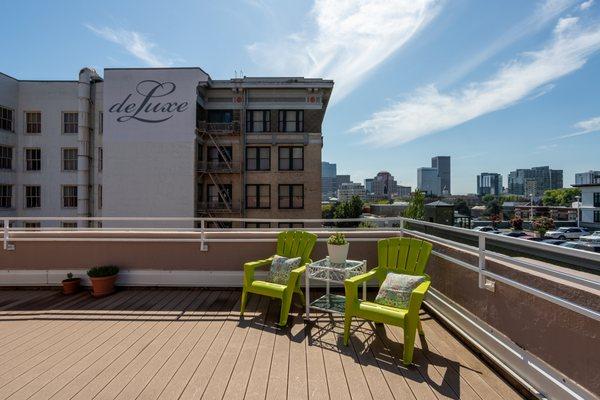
[572,183,600,229]
[337,182,366,202]
[0,67,333,228]
[575,171,600,185]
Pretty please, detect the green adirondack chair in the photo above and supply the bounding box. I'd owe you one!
[241,230,317,326]
[343,237,433,365]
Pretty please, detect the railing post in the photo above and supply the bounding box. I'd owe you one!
[3,218,14,251]
[478,234,486,289]
[200,219,208,251]
[400,218,405,236]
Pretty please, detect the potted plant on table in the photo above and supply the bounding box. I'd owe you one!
[327,232,349,264]
[87,266,120,298]
[62,272,81,295]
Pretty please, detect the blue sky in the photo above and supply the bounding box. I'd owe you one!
[2,0,599,194]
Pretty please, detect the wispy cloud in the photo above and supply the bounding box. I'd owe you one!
[580,0,594,10]
[558,116,600,138]
[352,16,600,146]
[85,24,174,67]
[246,0,442,102]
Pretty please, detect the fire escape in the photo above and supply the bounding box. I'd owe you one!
[195,115,242,227]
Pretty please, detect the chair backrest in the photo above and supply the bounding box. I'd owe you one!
[377,237,432,277]
[276,230,317,264]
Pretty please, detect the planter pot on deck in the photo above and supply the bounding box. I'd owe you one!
[90,275,118,298]
[62,278,81,295]
[327,243,350,264]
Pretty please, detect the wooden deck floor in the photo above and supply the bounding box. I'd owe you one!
[0,289,524,400]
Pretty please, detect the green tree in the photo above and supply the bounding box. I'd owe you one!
[542,188,581,207]
[482,194,496,203]
[403,190,425,220]
[483,199,501,217]
[332,196,364,227]
[453,199,471,216]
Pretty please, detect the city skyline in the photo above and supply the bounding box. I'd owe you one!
[1,0,600,194]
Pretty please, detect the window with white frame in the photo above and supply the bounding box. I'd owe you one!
[62,148,78,171]
[278,110,303,132]
[246,110,271,132]
[62,185,77,208]
[25,148,41,171]
[24,185,41,208]
[98,147,103,171]
[0,185,12,208]
[0,146,12,170]
[26,112,41,134]
[63,112,78,134]
[0,106,13,132]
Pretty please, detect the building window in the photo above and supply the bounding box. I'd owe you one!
[24,222,41,229]
[594,193,600,208]
[246,147,270,171]
[278,184,304,209]
[62,185,77,208]
[62,222,78,228]
[25,112,41,134]
[98,147,103,172]
[595,210,600,223]
[207,184,232,205]
[0,106,13,132]
[207,221,233,229]
[0,185,12,208]
[246,110,271,132]
[278,222,304,229]
[278,146,303,171]
[25,148,41,171]
[245,222,271,229]
[207,146,232,163]
[63,112,78,134]
[98,184,102,209]
[207,110,233,123]
[0,146,12,170]
[246,184,270,209]
[98,112,103,134]
[62,148,78,171]
[24,185,41,208]
[278,110,303,132]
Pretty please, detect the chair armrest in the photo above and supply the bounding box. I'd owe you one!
[344,269,378,310]
[345,269,378,287]
[408,280,431,315]
[243,256,274,286]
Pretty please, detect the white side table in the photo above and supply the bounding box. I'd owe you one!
[305,258,367,321]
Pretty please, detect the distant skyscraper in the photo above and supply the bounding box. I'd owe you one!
[417,167,441,196]
[507,166,563,196]
[321,162,337,200]
[431,156,451,195]
[575,171,600,185]
[364,178,374,193]
[477,173,503,196]
[372,171,398,199]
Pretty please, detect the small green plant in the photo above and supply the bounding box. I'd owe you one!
[87,266,120,278]
[532,217,555,237]
[67,272,73,280]
[327,232,347,245]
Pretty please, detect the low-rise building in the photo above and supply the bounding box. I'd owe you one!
[575,170,600,185]
[337,182,367,202]
[572,182,600,229]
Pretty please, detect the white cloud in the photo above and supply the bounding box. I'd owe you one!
[352,17,600,146]
[246,0,442,102]
[580,0,594,10]
[558,116,600,138]
[85,24,174,67]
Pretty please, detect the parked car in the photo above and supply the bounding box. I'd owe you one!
[560,241,600,253]
[473,226,501,234]
[544,227,589,240]
[579,231,600,243]
[559,241,582,249]
[502,231,531,238]
[542,239,566,246]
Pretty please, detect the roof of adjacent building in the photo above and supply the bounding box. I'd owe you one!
[425,200,453,207]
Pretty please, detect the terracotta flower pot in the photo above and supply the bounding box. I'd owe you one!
[62,278,81,295]
[90,275,118,298]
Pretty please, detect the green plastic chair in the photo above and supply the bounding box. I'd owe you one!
[241,230,317,326]
[343,237,433,365]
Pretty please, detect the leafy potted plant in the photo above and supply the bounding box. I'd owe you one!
[327,232,349,264]
[87,266,119,297]
[62,272,80,295]
[532,216,555,238]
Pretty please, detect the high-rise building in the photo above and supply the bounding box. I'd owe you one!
[575,170,600,185]
[431,156,451,194]
[372,171,398,200]
[507,166,563,196]
[0,67,334,228]
[364,178,374,193]
[417,167,441,196]
[336,174,351,188]
[321,162,337,200]
[477,173,503,196]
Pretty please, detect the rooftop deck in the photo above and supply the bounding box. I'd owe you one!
[0,288,523,400]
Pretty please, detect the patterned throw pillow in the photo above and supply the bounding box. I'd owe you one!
[268,255,302,284]
[374,273,426,309]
